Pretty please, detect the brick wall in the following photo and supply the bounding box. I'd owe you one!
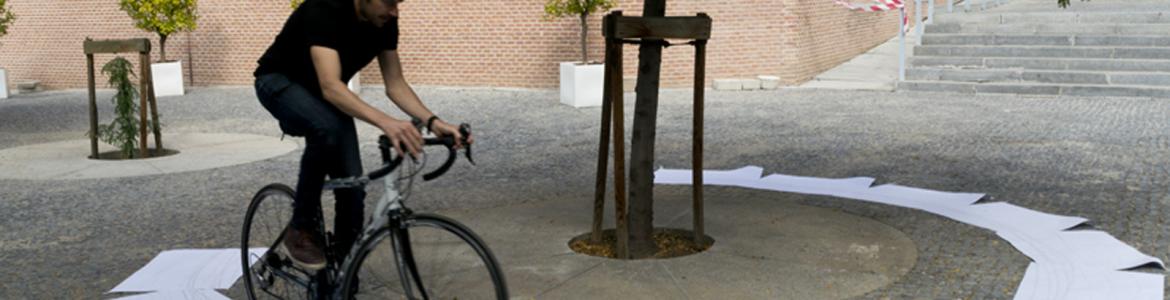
[0,0,929,91]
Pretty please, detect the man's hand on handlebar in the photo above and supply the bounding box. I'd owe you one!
[429,119,474,149]
[379,119,424,159]
[371,122,474,182]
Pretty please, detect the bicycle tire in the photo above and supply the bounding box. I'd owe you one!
[340,213,508,300]
[241,183,311,300]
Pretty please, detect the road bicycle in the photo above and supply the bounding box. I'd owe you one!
[241,123,507,299]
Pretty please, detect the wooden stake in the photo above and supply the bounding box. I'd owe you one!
[87,53,98,159]
[145,59,162,151]
[138,53,151,158]
[693,23,708,243]
[592,14,619,243]
[612,42,629,259]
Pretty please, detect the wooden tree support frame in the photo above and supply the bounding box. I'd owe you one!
[84,38,162,159]
[592,11,711,258]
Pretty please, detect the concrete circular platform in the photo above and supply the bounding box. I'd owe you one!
[424,187,919,299]
[0,133,297,180]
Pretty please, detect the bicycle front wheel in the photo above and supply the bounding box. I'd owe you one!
[241,183,310,300]
[341,213,508,300]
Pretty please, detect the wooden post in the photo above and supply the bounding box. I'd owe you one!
[593,11,622,243]
[693,20,708,244]
[611,39,629,259]
[145,61,163,152]
[138,52,151,158]
[627,0,668,259]
[592,84,611,242]
[87,53,99,159]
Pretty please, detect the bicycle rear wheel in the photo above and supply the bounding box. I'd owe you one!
[341,213,508,300]
[241,183,311,300]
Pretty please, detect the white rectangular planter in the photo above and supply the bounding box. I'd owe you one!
[559,62,604,108]
[151,61,185,97]
[0,68,8,99]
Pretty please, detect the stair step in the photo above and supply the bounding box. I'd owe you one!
[906,68,1170,85]
[922,34,1170,47]
[798,80,894,91]
[935,12,1170,25]
[910,57,1170,72]
[943,0,1008,13]
[914,45,1170,59]
[926,23,1170,35]
[899,81,1170,98]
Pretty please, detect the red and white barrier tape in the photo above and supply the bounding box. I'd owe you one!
[834,0,903,11]
[833,0,910,31]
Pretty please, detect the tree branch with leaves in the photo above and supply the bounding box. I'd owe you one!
[544,0,617,63]
[0,0,16,41]
[119,0,198,62]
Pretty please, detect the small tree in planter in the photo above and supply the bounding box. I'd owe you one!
[120,0,198,96]
[544,0,616,108]
[0,0,15,99]
[544,0,616,64]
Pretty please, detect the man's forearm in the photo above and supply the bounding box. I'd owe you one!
[385,78,434,121]
[322,81,397,128]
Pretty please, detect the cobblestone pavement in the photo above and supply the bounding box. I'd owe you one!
[0,86,1167,299]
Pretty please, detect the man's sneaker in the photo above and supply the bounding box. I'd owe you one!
[281,227,326,271]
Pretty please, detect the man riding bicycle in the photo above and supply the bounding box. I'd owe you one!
[253,0,471,270]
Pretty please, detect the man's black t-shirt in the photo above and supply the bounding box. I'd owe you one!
[255,0,398,98]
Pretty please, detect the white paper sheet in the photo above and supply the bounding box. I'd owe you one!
[1014,263,1164,300]
[110,248,268,293]
[999,230,1164,272]
[962,202,1088,234]
[113,290,230,300]
[654,166,1166,299]
[654,166,763,186]
[861,184,985,207]
[750,173,875,198]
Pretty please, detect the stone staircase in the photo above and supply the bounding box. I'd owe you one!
[900,7,1170,98]
[797,0,1008,91]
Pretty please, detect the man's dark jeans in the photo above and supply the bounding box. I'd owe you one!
[254,73,365,255]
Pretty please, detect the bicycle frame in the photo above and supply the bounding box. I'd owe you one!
[251,127,474,299]
[335,161,408,282]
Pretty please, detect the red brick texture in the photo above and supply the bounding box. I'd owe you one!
[0,0,933,90]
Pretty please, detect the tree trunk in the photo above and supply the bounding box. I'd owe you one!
[627,0,667,259]
[158,34,168,62]
[580,12,589,63]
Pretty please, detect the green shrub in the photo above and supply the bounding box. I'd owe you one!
[96,57,142,159]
